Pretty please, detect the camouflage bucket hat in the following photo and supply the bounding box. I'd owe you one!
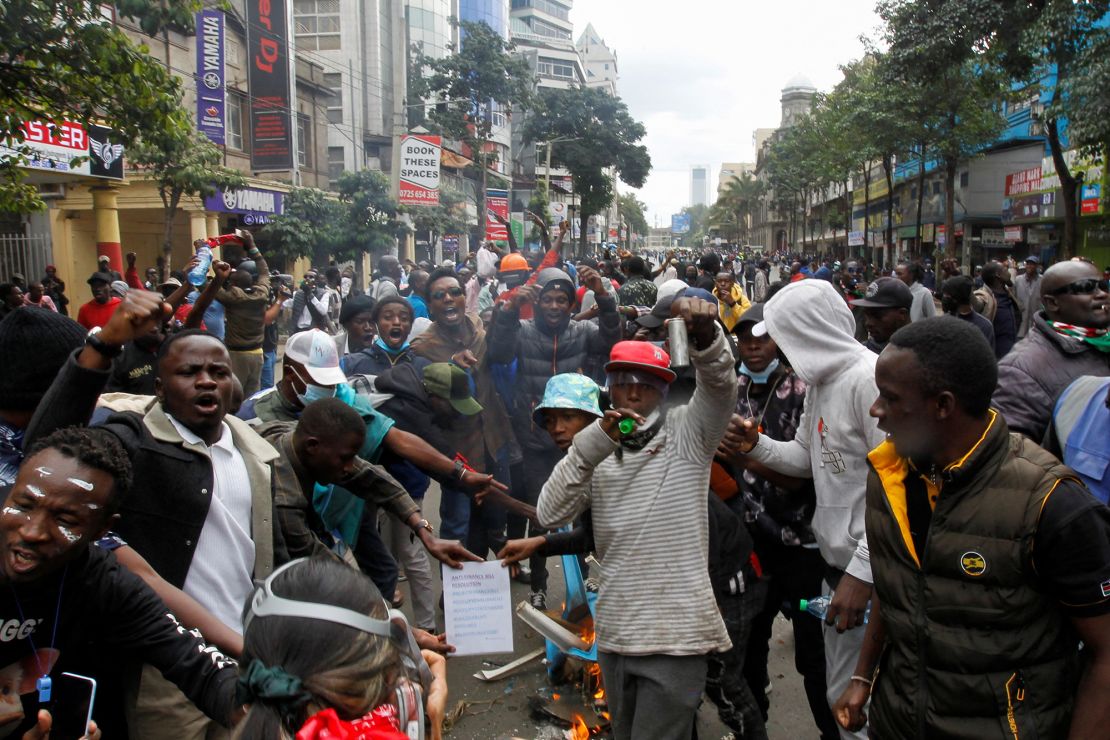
[532,373,603,426]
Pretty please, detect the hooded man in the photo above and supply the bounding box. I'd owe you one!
[487,265,618,608]
[721,278,883,740]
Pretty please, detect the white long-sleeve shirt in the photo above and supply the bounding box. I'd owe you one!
[538,329,737,655]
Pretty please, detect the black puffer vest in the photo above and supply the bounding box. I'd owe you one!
[866,413,1080,739]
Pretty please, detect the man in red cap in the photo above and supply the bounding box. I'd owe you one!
[537,296,738,740]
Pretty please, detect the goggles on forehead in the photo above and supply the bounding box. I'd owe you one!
[245,558,433,689]
[606,370,669,394]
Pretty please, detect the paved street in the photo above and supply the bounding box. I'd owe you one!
[402,483,819,739]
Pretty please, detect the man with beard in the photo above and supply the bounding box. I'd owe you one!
[487,265,619,609]
[994,259,1110,440]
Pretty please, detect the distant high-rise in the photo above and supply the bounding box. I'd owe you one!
[691,166,709,207]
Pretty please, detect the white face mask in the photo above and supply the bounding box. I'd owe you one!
[293,367,336,405]
[739,358,780,384]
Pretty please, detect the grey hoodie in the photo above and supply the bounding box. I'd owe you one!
[748,279,884,582]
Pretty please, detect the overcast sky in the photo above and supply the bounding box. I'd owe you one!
[568,0,882,226]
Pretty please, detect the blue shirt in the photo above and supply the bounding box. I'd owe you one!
[409,294,429,319]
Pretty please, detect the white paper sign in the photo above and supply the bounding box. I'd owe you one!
[442,560,513,656]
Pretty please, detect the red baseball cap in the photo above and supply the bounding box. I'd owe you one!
[605,340,677,383]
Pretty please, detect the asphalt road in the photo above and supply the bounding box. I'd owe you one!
[404,482,823,739]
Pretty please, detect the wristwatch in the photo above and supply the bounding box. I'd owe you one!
[414,518,435,536]
[452,459,467,483]
[85,327,123,359]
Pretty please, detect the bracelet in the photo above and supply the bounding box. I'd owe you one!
[850,675,873,687]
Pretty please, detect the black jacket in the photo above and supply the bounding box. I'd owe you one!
[487,292,620,454]
[0,546,237,736]
[25,350,287,588]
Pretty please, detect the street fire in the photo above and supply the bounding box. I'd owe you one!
[568,714,590,740]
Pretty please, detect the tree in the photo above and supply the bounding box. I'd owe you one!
[523,86,651,251]
[678,203,710,249]
[411,20,535,231]
[878,0,1008,261]
[129,119,245,276]
[711,173,764,245]
[333,170,404,263]
[616,191,648,250]
[258,187,344,267]
[1,0,195,211]
[985,0,1110,256]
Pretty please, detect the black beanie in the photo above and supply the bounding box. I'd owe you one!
[0,307,87,410]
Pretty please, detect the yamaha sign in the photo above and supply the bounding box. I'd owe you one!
[204,186,285,225]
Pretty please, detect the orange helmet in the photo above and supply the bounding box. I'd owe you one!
[499,253,529,273]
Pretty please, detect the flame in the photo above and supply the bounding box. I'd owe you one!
[579,617,597,647]
[568,714,590,740]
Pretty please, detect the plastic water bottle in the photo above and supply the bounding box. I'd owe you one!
[187,243,213,287]
[799,596,870,624]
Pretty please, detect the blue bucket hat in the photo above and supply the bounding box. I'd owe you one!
[532,373,603,426]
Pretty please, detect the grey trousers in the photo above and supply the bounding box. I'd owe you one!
[822,578,869,740]
[597,651,707,740]
[380,508,437,630]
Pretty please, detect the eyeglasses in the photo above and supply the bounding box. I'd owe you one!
[431,287,464,301]
[1048,278,1110,296]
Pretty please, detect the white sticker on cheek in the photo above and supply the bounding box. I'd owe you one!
[25,485,43,498]
[33,467,52,477]
[85,503,100,511]
[66,478,94,492]
[57,527,79,544]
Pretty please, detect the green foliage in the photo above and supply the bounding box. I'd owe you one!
[523,86,651,248]
[678,203,710,248]
[259,187,344,266]
[333,170,402,262]
[0,0,198,211]
[711,173,765,244]
[528,187,551,241]
[401,187,468,250]
[129,119,245,267]
[617,192,648,241]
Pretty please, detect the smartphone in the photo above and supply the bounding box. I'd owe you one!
[50,672,96,740]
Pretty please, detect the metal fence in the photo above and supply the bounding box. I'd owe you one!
[0,233,53,283]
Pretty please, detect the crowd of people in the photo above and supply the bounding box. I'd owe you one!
[0,222,1106,740]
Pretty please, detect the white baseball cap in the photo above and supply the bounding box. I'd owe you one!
[284,329,347,385]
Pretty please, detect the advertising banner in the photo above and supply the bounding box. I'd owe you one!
[1,119,124,179]
[1081,183,1102,215]
[398,134,441,205]
[1004,166,1041,197]
[247,0,292,170]
[848,230,864,247]
[671,213,690,234]
[548,201,568,226]
[510,213,525,247]
[196,9,226,144]
[203,185,285,225]
[485,189,509,241]
[1003,226,1024,242]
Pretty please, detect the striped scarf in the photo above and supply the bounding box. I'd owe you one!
[1048,320,1110,353]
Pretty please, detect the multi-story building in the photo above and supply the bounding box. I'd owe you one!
[717,163,755,196]
[6,0,335,287]
[690,166,709,208]
[576,23,618,95]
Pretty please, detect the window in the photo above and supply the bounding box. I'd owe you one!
[297,115,311,167]
[328,146,345,182]
[537,56,576,81]
[932,181,941,195]
[324,72,343,124]
[294,0,341,51]
[227,93,244,151]
[226,36,241,68]
[959,171,969,188]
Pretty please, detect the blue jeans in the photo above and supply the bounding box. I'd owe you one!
[438,485,471,541]
[260,348,277,389]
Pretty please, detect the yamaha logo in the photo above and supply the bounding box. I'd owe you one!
[223,190,238,209]
[203,71,222,89]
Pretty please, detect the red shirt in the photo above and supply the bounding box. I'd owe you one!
[77,297,121,330]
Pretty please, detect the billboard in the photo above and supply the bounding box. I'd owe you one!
[196,9,226,144]
[485,189,509,241]
[398,134,441,206]
[0,119,123,179]
[671,213,690,234]
[247,0,292,170]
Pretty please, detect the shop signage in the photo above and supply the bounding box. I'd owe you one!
[196,9,226,144]
[1003,226,1023,242]
[203,185,285,225]
[1004,166,1042,197]
[247,0,292,169]
[1,119,123,179]
[485,189,509,241]
[398,134,441,206]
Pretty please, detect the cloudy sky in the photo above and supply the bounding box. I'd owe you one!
[568,0,882,226]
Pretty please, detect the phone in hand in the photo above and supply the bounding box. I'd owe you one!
[50,672,96,740]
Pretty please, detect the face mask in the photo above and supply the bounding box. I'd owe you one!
[739,358,780,384]
[298,383,335,405]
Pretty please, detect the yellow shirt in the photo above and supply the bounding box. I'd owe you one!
[717,284,752,331]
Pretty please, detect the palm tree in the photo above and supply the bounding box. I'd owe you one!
[711,173,765,245]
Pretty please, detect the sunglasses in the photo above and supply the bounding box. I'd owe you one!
[431,287,464,301]
[1048,278,1110,296]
